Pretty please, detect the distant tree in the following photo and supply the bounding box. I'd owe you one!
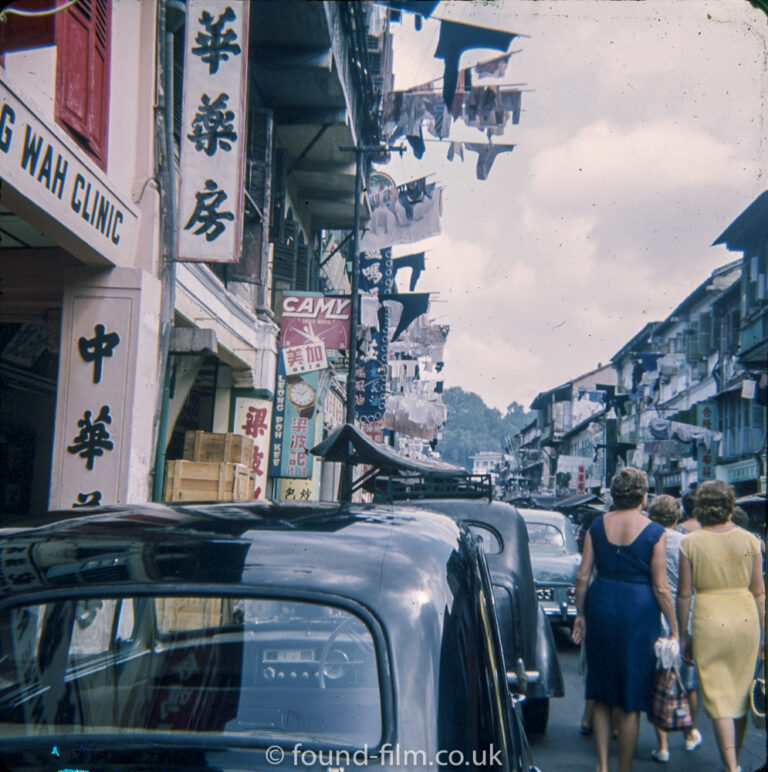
[439,388,533,471]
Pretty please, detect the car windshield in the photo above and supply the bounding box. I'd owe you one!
[0,595,382,747]
[525,523,565,548]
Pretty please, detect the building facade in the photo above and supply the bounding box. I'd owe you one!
[0,0,397,516]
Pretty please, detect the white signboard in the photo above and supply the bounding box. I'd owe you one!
[233,396,272,500]
[0,81,137,265]
[177,0,249,262]
[282,342,328,375]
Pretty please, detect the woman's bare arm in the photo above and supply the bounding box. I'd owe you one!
[749,547,765,659]
[651,532,678,638]
[571,530,595,646]
[676,551,693,661]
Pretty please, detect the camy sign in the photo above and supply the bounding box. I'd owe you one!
[279,293,351,352]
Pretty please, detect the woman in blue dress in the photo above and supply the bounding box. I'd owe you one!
[571,468,678,772]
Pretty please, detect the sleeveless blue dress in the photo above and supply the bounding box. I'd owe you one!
[585,516,664,712]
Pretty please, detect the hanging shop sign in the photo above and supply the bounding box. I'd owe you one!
[269,357,319,479]
[279,293,351,359]
[356,249,393,423]
[0,81,137,265]
[282,342,328,375]
[177,0,249,262]
[49,270,161,508]
[232,395,272,500]
[696,402,719,482]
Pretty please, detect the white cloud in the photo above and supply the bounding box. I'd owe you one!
[389,1,766,411]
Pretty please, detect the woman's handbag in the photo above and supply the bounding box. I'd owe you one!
[750,676,765,730]
[649,664,693,732]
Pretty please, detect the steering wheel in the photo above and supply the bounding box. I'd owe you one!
[317,617,354,689]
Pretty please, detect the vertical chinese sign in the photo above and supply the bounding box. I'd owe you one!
[50,271,162,508]
[357,248,393,424]
[268,357,319,481]
[232,396,272,500]
[177,1,249,262]
[696,401,718,482]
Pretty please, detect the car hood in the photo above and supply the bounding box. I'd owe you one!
[529,549,581,583]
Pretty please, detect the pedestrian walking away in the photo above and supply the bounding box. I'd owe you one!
[677,480,766,772]
[572,467,679,772]
[646,494,702,763]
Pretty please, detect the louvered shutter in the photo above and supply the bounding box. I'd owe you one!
[55,0,110,169]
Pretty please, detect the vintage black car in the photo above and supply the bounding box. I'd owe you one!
[0,502,538,772]
[310,425,565,736]
[393,496,565,735]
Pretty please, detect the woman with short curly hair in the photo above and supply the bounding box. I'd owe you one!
[677,480,765,772]
[573,468,678,772]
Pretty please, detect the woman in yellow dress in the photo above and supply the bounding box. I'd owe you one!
[677,480,765,772]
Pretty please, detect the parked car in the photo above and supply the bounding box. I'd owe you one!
[394,495,565,735]
[517,508,581,628]
[0,502,537,772]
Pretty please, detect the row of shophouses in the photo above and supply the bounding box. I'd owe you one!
[507,191,768,500]
[1,0,449,516]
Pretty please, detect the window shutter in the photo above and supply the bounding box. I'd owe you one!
[0,0,55,53]
[55,0,111,169]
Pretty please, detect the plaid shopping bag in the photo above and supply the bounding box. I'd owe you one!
[649,666,693,732]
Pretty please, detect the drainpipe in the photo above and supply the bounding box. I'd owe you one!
[151,0,185,502]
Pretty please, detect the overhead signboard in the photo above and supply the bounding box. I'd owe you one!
[0,81,137,265]
[177,0,249,262]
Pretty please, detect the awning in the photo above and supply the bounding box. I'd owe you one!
[555,492,606,509]
[309,423,463,476]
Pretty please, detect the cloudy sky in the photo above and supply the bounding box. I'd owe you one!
[383,0,767,411]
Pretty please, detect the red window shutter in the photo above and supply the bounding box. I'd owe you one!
[0,0,56,54]
[55,0,110,169]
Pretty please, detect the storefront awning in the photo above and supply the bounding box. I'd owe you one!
[309,423,463,476]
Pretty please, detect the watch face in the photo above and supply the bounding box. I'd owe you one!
[288,381,315,408]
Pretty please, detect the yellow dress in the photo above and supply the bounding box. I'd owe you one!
[680,526,761,718]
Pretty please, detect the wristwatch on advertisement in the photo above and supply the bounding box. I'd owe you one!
[286,374,316,418]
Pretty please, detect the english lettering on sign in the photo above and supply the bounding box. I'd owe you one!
[282,296,351,320]
[0,81,136,265]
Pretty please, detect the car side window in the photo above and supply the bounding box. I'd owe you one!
[69,599,118,659]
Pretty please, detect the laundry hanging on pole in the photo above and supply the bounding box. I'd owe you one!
[392,252,426,291]
[449,142,516,180]
[474,51,517,79]
[434,19,517,109]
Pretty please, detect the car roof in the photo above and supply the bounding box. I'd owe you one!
[0,503,467,620]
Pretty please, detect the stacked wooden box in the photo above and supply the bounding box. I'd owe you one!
[164,431,255,502]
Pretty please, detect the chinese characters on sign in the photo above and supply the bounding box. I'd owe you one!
[282,342,328,375]
[268,358,318,480]
[177,1,249,262]
[65,322,122,505]
[357,248,393,423]
[233,396,272,501]
[696,402,718,482]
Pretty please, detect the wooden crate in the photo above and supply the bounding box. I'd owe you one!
[183,430,254,468]
[164,460,254,503]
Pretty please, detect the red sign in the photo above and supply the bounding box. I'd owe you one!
[280,293,351,351]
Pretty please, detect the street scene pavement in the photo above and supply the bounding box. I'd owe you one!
[530,626,767,772]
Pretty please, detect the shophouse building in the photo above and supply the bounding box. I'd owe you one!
[0,0,393,516]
